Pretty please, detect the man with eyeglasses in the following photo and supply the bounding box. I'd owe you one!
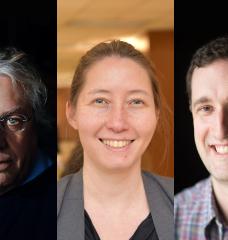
[0,48,55,239]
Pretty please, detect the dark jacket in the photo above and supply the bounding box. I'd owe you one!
[0,166,56,240]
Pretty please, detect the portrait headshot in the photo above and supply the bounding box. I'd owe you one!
[0,0,56,239]
[175,36,228,239]
[57,2,174,240]
[3,0,228,239]
[57,39,173,239]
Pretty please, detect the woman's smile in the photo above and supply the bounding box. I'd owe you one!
[99,138,135,151]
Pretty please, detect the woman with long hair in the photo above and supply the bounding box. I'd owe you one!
[57,40,173,240]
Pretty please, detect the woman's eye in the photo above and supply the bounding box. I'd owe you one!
[130,99,144,106]
[94,98,108,105]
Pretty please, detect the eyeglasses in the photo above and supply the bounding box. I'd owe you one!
[0,113,31,133]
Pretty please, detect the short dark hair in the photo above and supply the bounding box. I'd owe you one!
[186,36,228,106]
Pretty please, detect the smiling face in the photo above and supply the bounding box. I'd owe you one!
[0,75,37,194]
[191,59,228,182]
[67,56,158,172]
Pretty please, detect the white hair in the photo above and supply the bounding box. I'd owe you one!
[0,48,47,126]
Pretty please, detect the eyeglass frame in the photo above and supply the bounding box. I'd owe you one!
[0,112,31,133]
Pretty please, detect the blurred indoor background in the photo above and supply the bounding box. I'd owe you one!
[57,0,174,179]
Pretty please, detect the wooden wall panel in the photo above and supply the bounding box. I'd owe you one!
[141,31,174,177]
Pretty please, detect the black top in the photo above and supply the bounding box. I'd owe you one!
[85,210,159,240]
[0,166,56,240]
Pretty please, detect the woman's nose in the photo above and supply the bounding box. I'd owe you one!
[105,105,129,133]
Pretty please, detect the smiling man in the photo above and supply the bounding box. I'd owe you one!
[175,37,228,239]
[0,48,55,240]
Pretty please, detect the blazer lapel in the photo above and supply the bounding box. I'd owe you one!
[58,171,84,240]
[142,173,174,240]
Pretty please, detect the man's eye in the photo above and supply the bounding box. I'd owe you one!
[198,105,213,114]
[7,116,21,126]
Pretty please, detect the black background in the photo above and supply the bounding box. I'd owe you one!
[0,0,57,158]
[174,1,228,194]
[0,2,57,238]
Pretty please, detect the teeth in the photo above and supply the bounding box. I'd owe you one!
[215,145,228,154]
[102,140,132,148]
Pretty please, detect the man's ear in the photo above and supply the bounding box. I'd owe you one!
[66,101,78,130]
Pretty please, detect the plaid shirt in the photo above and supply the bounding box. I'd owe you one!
[175,177,228,240]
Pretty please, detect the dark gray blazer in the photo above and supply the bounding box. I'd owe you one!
[57,170,174,240]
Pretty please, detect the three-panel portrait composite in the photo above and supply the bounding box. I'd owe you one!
[0,0,227,239]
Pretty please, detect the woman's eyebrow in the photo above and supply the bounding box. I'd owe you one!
[127,89,151,96]
[87,89,150,96]
[87,89,110,95]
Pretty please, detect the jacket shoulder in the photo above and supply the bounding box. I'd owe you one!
[143,171,174,202]
[57,174,74,215]
[142,171,174,239]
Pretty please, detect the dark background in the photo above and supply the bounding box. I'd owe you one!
[174,1,227,194]
[0,2,57,238]
[0,0,57,158]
